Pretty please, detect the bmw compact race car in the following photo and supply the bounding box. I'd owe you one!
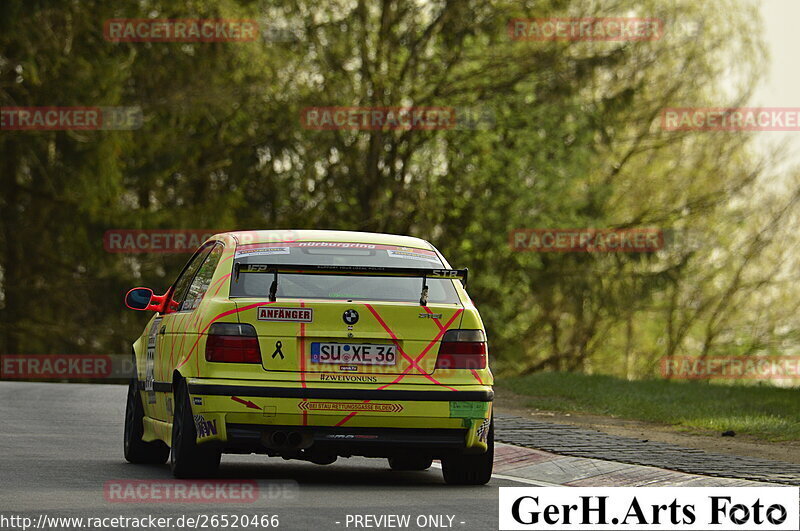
[123,230,494,485]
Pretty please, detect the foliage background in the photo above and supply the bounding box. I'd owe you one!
[2,0,798,381]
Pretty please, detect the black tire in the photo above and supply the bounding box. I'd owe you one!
[124,378,169,464]
[170,379,221,478]
[388,455,433,471]
[441,419,494,485]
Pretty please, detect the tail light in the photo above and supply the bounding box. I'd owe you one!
[205,323,261,363]
[435,329,487,370]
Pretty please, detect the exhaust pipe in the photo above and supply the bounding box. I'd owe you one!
[264,430,310,451]
[271,431,288,447]
[287,432,302,448]
[268,431,304,449]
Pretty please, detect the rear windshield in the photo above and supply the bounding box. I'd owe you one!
[229,242,460,303]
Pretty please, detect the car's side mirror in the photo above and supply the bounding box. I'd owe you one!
[124,287,167,312]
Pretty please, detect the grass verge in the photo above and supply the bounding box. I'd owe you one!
[499,372,800,441]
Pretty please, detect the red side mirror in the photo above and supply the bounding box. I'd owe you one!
[124,287,168,312]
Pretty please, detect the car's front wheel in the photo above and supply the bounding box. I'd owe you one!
[441,420,494,485]
[170,380,221,478]
[124,378,169,464]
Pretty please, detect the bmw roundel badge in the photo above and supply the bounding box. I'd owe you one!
[343,309,359,325]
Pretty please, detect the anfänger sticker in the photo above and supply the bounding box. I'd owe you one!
[257,306,313,323]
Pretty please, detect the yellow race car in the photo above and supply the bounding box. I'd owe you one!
[123,230,494,484]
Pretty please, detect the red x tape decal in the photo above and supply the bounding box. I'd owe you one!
[334,304,463,427]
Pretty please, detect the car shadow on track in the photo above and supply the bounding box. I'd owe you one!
[218,461,445,486]
[113,457,448,487]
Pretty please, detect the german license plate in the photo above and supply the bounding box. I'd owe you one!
[310,342,397,365]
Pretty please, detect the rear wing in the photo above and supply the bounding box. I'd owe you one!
[233,263,468,306]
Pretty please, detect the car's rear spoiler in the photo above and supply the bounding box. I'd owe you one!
[233,263,468,306]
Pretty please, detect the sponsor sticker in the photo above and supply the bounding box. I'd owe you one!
[476,417,491,443]
[257,306,313,323]
[298,401,403,413]
[450,401,489,418]
[387,249,440,262]
[193,415,218,438]
[295,241,376,249]
[235,241,441,254]
[319,373,377,383]
[499,487,798,530]
[234,247,291,259]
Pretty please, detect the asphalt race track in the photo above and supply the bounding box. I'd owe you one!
[0,382,530,530]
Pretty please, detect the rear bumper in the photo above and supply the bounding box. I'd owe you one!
[188,382,493,402]
[185,378,493,454]
[225,424,471,458]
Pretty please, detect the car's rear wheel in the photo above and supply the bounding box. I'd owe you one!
[388,455,433,471]
[170,380,221,478]
[124,378,169,464]
[441,419,493,485]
